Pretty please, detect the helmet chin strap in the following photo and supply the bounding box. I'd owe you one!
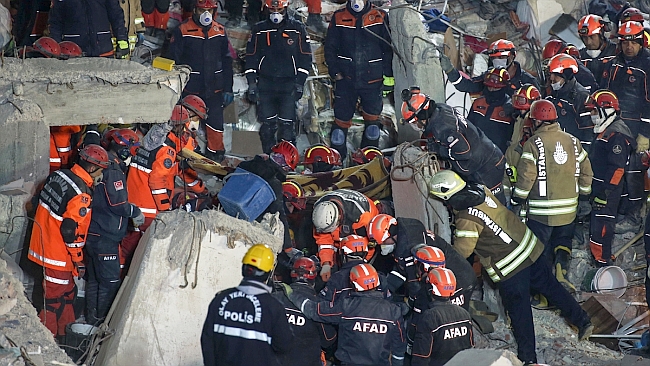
[594,107,617,133]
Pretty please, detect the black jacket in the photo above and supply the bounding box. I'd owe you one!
[574,61,599,93]
[319,259,390,302]
[446,61,540,96]
[290,289,406,366]
[325,2,393,89]
[201,279,294,366]
[273,282,337,366]
[546,77,594,149]
[48,0,127,56]
[467,94,515,153]
[579,41,617,86]
[591,118,637,200]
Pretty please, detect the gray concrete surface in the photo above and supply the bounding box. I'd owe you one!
[445,349,523,366]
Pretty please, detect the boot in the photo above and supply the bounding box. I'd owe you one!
[204,150,225,164]
[306,13,327,33]
[555,246,576,293]
[578,321,594,341]
[615,212,643,234]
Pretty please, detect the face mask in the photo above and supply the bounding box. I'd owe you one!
[269,12,284,24]
[350,0,365,12]
[380,244,395,256]
[199,11,212,26]
[491,58,508,69]
[551,80,564,91]
[93,172,104,186]
[187,120,200,132]
[408,121,424,132]
[123,156,132,167]
[586,49,602,58]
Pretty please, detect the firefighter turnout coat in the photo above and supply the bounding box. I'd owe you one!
[513,123,593,226]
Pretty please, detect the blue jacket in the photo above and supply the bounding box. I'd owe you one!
[49,0,127,57]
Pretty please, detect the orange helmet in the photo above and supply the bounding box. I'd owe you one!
[548,54,579,74]
[487,39,516,58]
[265,0,288,9]
[196,0,218,8]
[58,41,82,59]
[622,7,645,23]
[585,89,620,111]
[270,141,299,171]
[414,245,446,271]
[340,235,370,256]
[529,99,558,122]
[351,147,383,165]
[512,84,542,111]
[79,144,110,169]
[563,44,581,59]
[181,95,208,120]
[401,86,432,125]
[33,37,61,58]
[578,14,606,36]
[618,21,646,46]
[427,267,456,298]
[291,257,318,281]
[367,214,397,244]
[282,181,306,210]
[103,128,140,156]
[171,105,192,126]
[303,144,342,165]
[350,263,380,291]
[542,39,566,60]
[483,68,510,88]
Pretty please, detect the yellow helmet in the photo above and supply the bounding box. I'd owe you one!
[242,244,275,273]
[428,170,466,200]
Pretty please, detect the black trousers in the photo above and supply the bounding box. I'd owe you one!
[258,79,296,154]
[85,234,122,322]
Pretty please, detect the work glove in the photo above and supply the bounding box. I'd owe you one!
[132,210,146,227]
[73,262,86,278]
[294,84,304,101]
[577,195,592,220]
[439,53,454,73]
[115,40,130,59]
[223,92,234,107]
[382,76,395,97]
[285,247,303,261]
[320,263,332,282]
[509,196,525,216]
[637,134,650,153]
[592,194,607,210]
[246,83,259,104]
[279,282,293,296]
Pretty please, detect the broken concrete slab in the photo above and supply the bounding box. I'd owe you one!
[620,355,650,366]
[445,349,523,366]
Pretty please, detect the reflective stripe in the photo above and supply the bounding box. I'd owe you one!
[297,68,309,75]
[528,206,577,216]
[455,230,479,238]
[187,180,200,187]
[450,74,462,85]
[579,185,592,194]
[577,149,588,162]
[389,270,406,281]
[66,242,85,248]
[528,197,577,207]
[130,162,152,173]
[55,170,82,195]
[214,325,271,345]
[520,152,536,163]
[50,158,62,163]
[56,147,72,152]
[29,249,67,267]
[319,245,337,250]
[45,275,69,285]
[151,189,167,195]
[140,207,157,214]
[40,201,63,221]
[498,229,536,278]
[513,187,530,197]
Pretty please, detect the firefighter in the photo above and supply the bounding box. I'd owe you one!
[85,129,144,325]
[428,170,593,364]
[48,0,128,58]
[586,90,639,266]
[325,0,393,159]
[440,39,541,96]
[168,0,234,163]
[401,88,507,204]
[578,14,617,85]
[512,100,593,291]
[201,244,294,366]
[281,263,406,366]
[545,54,595,150]
[411,268,473,366]
[302,144,342,174]
[311,189,379,281]
[245,0,312,154]
[467,68,515,153]
[49,125,83,173]
[28,144,109,337]
[273,257,337,366]
[542,39,598,93]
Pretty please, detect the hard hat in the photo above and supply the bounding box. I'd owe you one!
[181,95,208,120]
[428,170,467,201]
[351,147,383,165]
[414,245,446,271]
[265,0,288,9]
[271,141,300,171]
[350,263,380,291]
[548,54,579,74]
[282,181,306,210]
[427,267,457,298]
[401,86,432,125]
[312,200,342,233]
[171,105,192,126]
[33,37,61,58]
[79,144,110,169]
[542,39,566,61]
[103,128,141,157]
[291,257,317,281]
[512,84,542,111]
[578,14,606,36]
[367,214,397,244]
[618,21,646,46]
[340,234,370,256]
[483,68,510,88]
[487,39,516,58]
[303,144,342,165]
[529,99,558,122]
[196,0,218,8]
[563,44,581,59]
[585,89,620,111]
[242,244,275,273]
[622,7,645,23]
[58,41,82,59]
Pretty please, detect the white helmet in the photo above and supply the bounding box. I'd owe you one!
[428,170,466,200]
[312,200,341,233]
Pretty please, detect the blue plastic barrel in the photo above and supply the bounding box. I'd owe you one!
[218,167,276,222]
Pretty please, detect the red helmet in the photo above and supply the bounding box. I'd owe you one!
[196,0,218,8]
[585,89,620,111]
[618,21,646,46]
[578,14,606,36]
[512,84,542,111]
[350,263,379,291]
[401,86,432,125]
[291,257,317,281]
[414,245,446,271]
[529,99,558,122]
[622,7,645,23]
[548,54,579,74]
[483,68,510,88]
[79,144,110,169]
[563,44,581,59]
[270,141,299,171]
[542,39,565,60]
[265,0,288,9]
[171,105,192,126]
[282,181,306,210]
[487,39,516,58]
[340,235,370,256]
[181,95,208,120]
[33,37,61,58]
[58,41,82,59]
[427,267,456,298]
[351,147,383,165]
[367,214,397,244]
[303,144,342,166]
[103,128,141,156]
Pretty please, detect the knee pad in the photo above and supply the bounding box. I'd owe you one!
[331,128,346,147]
[364,124,381,141]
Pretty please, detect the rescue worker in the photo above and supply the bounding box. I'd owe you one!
[302,144,342,174]
[141,0,170,37]
[318,234,372,302]
[168,0,234,163]
[578,14,617,85]
[281,263,406,366]
[304,0,327,33]
[48,0,129,58]
[85,129,145,325]
[311,189,379,281]
[245,0,312,154]
[440,39,541,96]
[411,268,473,366]
[428,170,593,364]
[273,257,337,366]
[545,53,595,150]
[619,7,650,45]
[325,0,393,159]
[201,244,294,366]
[586,90,638,266]
[28,144,109,337]
[170,105,208,195]
[467,68,515,153]
[542,39,599,93]
[224,0,261,28]
[49,125,82,173]
[512,99,593,291]
[282,181,306,215]
[401,88,507,204]
[351,146,385,165]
